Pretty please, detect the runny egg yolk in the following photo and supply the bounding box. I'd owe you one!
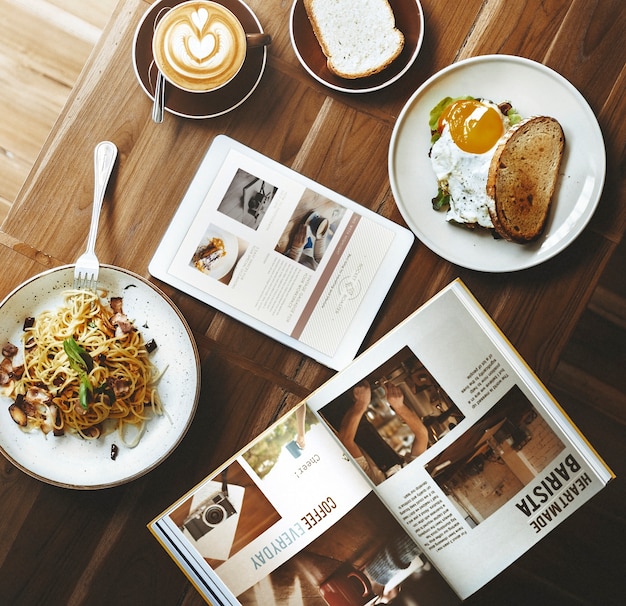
[438,99,504,154]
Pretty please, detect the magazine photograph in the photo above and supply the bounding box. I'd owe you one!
[149,281,614,604]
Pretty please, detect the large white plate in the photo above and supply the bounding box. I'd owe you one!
[0,265,200,489]
[388,55,606,272]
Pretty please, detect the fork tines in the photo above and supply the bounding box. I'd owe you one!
[73,268,99,291]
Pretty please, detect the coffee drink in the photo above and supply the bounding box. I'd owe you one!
[153,1,248,92]
[310,215,329,239]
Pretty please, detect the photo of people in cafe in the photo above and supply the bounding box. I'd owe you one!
[425,385,566,526]
[320,347,464,485]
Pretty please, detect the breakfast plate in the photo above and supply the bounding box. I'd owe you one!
[0,265,200,489]
[132,0,268,118]
[388,55,606,272]
[289,0,424,93]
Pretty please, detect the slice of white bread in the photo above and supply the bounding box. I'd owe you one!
[303,0,404,79]
[487,116,565,242]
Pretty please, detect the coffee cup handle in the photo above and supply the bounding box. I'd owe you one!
[246,32,271,48]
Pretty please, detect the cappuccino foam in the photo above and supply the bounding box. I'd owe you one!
[153,1,247,92]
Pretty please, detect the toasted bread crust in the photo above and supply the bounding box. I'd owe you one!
[486,116,565,243]
[303,0,404,79]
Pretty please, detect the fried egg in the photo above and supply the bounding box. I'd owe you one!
[430,98,513,228]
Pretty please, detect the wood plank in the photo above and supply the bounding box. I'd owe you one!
[0,1,624,604]
[0,0,117,217]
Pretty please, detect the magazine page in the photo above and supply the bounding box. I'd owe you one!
[149,403,461,606]
[149,135,414,370]
[306,279,614,599]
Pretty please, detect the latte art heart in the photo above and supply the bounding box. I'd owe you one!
[153,1,247,92]
[191,7,209,30]
[185,32,217,62]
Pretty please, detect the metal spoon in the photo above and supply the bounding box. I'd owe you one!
[152,69,165,123]
[151,6,170,124]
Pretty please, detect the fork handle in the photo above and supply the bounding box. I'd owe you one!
[86,141,118,254]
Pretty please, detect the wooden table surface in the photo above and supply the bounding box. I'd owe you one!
[0,0,624,604]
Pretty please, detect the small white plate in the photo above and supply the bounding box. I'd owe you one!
[290,0,424,94]
[388,55,606,272]
[194,226,239,280]
[132,0,268,119]
[0,265,200,489]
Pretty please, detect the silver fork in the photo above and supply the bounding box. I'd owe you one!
[73,140,118,289]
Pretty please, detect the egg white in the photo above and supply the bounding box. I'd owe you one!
[430,101,511,229]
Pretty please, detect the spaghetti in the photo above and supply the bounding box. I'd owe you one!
[3,289,164,447]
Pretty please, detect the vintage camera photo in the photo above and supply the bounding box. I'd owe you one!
[182,491,238,541]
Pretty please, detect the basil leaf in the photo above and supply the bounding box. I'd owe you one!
[64,338,94,409]
[79,375,92,410]
[63,338,93,372]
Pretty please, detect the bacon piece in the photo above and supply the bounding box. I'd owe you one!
[110,313,134,336]
[25,386,52,406]
[41,404,58,434]
[109,297,133,336]
[110,378,131,399]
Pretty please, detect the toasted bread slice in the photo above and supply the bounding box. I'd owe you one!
[486,116,564,243]
[303,0,404,79]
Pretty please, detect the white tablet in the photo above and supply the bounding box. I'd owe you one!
[149,135,414,369]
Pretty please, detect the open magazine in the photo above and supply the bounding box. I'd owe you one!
[149,135,414,370]
[149,280,614,605]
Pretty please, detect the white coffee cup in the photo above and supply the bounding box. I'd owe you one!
[309,215,329,239]
[152,1,270,93]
